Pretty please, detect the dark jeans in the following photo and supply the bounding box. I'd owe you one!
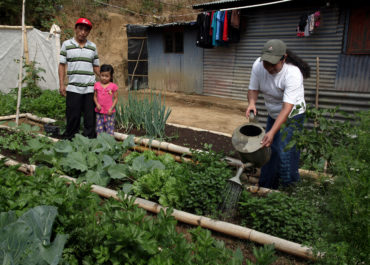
[64,91,96,139]
[259,113,305,189]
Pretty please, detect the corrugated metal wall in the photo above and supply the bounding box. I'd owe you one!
[202,5,370,124]
[335,54,370,93]
[148,28,203,94]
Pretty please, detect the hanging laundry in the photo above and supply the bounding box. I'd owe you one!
[314,11,321,27]
[304,15,311,37]
[229,10,241,43]
[222,11,229,41]
[296,11,320,37]
[196,12,213,48]
[230,10,240,29]
[297,13,308,37]
[211,11,218,46]
[209,11,215,36]
[309,13,315,33]
[216,11,223,42]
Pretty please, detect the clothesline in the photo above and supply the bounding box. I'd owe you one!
[196,10,241,49]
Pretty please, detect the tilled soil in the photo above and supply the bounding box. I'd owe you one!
[117,124,239,159]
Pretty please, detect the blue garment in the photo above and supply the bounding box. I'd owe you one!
[216,11,223,42]
[259,113,305,189]
[211,11,218,46]
[217,11,226,45]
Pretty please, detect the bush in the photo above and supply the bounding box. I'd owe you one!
[27,89,65,120]
[0,91,17,116]
[180,146,233,215]
[238,191,320,244]
[314,111,370,264]
[0,89,65,121]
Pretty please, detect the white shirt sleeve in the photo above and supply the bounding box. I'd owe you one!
[248,58,261,91]
[283,66,303,105]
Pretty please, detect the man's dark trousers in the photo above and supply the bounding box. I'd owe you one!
[64,91,96,139]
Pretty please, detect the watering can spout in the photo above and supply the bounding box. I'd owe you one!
[228,162,253,186]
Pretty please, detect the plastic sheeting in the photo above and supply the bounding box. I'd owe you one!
[126,24,148,90]
[0,26,60,93]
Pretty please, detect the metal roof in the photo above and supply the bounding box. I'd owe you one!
[147,21,197,28]
[192,0,294,10]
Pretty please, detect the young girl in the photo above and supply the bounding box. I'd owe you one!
[94,64,118,136]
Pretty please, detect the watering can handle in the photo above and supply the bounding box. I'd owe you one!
[249,112,257,123]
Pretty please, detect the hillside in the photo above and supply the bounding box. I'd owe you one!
[55,0,206,89]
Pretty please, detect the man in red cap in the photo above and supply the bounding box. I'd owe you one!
[58,18,100,139]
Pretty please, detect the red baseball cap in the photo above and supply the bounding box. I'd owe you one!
[75,18,92,29]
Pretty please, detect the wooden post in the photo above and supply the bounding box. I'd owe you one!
[16,0,26,125]
[315,57,319,109]
[23,27,29,64]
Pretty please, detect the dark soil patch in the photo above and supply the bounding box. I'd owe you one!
[116,124,239,159]
[0,129,31,164]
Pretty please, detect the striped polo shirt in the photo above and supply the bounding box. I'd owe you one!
[60,38,99,94]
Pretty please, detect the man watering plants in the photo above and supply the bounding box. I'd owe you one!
[245,39,311,189]
[58,18,100,139]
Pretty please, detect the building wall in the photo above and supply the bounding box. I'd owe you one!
[202,4,370,124]
[148,28,203,94]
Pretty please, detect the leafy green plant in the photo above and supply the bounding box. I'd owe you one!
[0,91,17,116]
[246,244,277,265]
[0,123,43,152]
[0,205,67,265]
[0,0,62,30]
[181,145,233,215]
[288,105,352,171]
[116,91,171,138]
[0,161,245,264]
[313,111,370,265]
[0,87,65,120]
[34,133,135,186]
[27,90,66,121]
[189,226,244,265]
[122,150,185,207]
[21,61,45,99]
[238,191,320,244]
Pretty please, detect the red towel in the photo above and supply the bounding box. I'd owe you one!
[222,11,228,41]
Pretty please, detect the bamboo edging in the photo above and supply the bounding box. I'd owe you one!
[0,154,36,175]
[167,122,232,137]
[0,155,317,260]
[0,113,56,124]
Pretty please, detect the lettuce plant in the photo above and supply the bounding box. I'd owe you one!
[0,206,67,265]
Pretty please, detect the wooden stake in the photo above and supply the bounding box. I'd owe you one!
[315,57,319,109]
[15,0,26,125]
[23,27,29,64]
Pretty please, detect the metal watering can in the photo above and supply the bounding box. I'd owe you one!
[220,114,272,218]
[229,114,271,185]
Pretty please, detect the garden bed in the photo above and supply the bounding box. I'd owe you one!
[0,154,312,265]
[0,116,318,263]
[2,112,368,265]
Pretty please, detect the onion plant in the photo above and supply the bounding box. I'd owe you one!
[116,91,171,138]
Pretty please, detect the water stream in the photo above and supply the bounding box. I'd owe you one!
[220,180,243,219]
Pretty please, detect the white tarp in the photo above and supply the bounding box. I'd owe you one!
[0,25,60,93]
